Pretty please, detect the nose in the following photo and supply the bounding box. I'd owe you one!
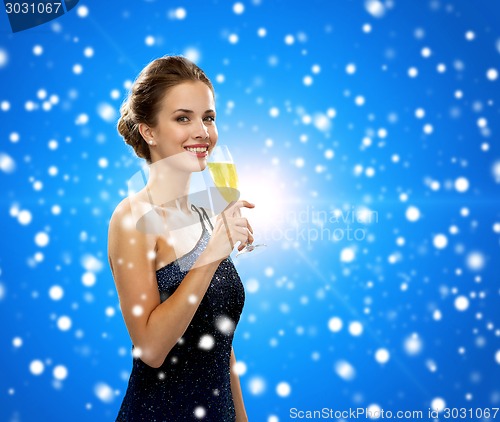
[193,119,209,139]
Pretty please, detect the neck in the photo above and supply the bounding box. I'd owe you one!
[146,159,192,213]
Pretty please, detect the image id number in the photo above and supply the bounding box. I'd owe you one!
[5,2,62,14]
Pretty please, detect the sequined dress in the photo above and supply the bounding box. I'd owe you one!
[115,205,245,421]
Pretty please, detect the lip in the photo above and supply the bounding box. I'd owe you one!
[184,144,210,148]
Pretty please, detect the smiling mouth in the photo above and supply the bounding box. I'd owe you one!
[184,146,209,153]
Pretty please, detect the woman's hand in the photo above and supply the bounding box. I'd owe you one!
[204,200,255,263]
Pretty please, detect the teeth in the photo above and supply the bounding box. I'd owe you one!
[185,147,208,153]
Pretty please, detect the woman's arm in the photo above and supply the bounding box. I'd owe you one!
[108,199,254,368]
[230,347,248,422]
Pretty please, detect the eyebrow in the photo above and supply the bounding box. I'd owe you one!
[171,109,216,115]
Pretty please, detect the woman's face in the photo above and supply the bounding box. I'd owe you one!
[147,81,218,171]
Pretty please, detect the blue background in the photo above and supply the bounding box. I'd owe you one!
[1,0,500,421]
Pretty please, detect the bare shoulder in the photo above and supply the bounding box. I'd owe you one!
[108,199,136,252]
[108,197,158,269]
[108,197,133,234]
[109,194,155,235]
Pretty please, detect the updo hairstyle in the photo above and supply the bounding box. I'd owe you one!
[117,55,214,163]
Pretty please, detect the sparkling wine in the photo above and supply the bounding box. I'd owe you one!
[208,162,239,203]
[207,145,266,257]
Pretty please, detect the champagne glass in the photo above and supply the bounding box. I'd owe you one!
[207,145,266,257]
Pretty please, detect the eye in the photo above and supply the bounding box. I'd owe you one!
[177,116,189,122]
[204,116,216,123]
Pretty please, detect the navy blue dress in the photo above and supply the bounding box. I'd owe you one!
[116,205,245,421]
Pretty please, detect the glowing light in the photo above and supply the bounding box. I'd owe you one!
[94,382,114,403]
[233,360,247,375]
[340,248,355,263]
[367,404,382,417]
[237,167,288,239]
[269,107,279,117]
[245,278,260,293]
[194,406,206,419]
[335,360,355,380]
[49,285,64,300]
[455,177,469,193]
[215,316,235,335]
[173,7,186,19]
[455,295,469,311]
[33,45,43,56]
[431,397,446,412]
[184,48,200,63]
[276,382,291,397]
[324,149,335,160]
[466,251,485,271]
[132,305,143,316]
[233,2,244,14]
[375,348,390,364]
[53,365,68,380]
[199,334,215,350]
[404,333,422,355]
[365,0,385,18]
[82,272,96,287]
[77,5,89,17]
[408,67,418,77]
[421,47,431,57]
[30,360,44,375]
[0,48,8,67]
[35,232,49,247]
[406,206,420,222]
[57,316,72,331]
[487,68,498,81]
[433,234,448,249]
[346,63,356,74]
[248,376,266,395]
[81,254,103,272]
[313,113,330,131]
[0,153,15,173]
[328,317,343,332]
[349,321,363,336]
[98,103,117,122]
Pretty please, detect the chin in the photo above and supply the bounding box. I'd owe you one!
[156,151,208,173]
[184,156,208,173]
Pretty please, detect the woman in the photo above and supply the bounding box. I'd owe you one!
[108,55,253,421]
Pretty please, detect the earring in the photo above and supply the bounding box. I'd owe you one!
[148,140,153,145]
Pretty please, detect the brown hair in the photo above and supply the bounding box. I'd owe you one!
[117,55,214,163]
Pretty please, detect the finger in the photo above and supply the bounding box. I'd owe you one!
[226,200,255,216]
[231,217,250,228]
[235,199,255,209]
[220,211,234,250]
[233,225,250,237]
[235,231,250,251]
[232,226,249,249]
[230,209,253,233]
[247,218,254,235]
[247,229,254,244]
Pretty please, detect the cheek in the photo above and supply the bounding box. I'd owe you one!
[167,126,189,142]
[210,125,218,140]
